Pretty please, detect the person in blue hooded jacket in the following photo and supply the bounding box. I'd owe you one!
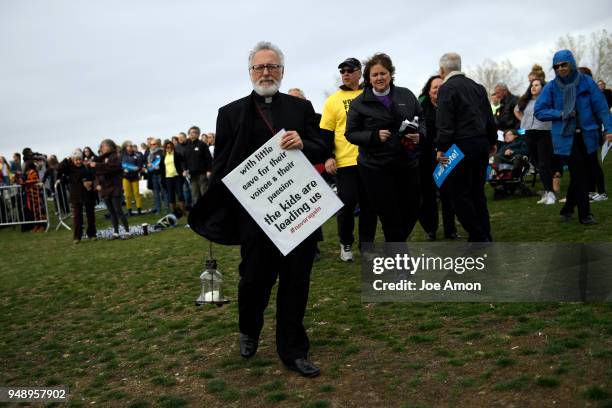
[534,50,612,225]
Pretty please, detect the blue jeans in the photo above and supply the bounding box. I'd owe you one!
[182,177,192,208]
[150,173,164,212]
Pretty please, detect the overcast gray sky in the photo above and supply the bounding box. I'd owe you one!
[1,0,611,159]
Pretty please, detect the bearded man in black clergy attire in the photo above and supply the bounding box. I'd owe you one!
[189,41,326,378]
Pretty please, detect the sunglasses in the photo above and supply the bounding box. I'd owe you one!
[339,68,357,74]
[553,62,569,70]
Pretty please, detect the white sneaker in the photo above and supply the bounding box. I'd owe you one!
[544,191,556,205]
[588,192,598,200]
[558,197,567,203]
[591,193,608,202]
[536,194,547,204]
[340,244,354,262]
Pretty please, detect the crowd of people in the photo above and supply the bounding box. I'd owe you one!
[489,62,611,215]
[2,40,611,377]
[1,49,611,247]
[0,130,215,241]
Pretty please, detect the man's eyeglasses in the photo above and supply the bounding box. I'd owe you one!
[339,68,356,74]
[250,64,283,73]
[553,62,569,70]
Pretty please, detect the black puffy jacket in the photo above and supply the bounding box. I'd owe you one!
[345,85,425,168]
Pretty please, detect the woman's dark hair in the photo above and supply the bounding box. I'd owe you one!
[47,155,58,167]
[528,64,546,82]
[163,141,175,152]
[363,53,395,88]
[24,160,37,172]
[517,79,546,112]
[120,140,133,153]
[99,139,117,154]
[578,66,593,77]
[83,146,96,158]
[419,75,442,99]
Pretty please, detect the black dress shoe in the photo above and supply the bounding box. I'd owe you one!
[425,232,436,241]
[560,213,573,222]
[239,333,258,358]
[580,214,598,225]
[283,358,320,378]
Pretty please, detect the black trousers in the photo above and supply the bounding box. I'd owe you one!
[72,200,96,240]
[445,144,492,242]
[561,134,591,219]
[165,176,185,205]
[359,162,420,242]
[104,195,129,234]
[587,152,606,194]
[525,129,553,191]
[238,212,316,362]
[335,165,377,247]
[418,150,457,237]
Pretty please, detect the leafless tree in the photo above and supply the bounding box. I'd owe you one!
[554,29,612,83]
[323,74,342,99]
[467,58,521,96]
[554,33,588,65]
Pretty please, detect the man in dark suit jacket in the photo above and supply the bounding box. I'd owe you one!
[493,83,519,131]
[435,52,498,242]
[189,41,326,377]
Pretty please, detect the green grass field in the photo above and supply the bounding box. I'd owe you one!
[1,161,611,407]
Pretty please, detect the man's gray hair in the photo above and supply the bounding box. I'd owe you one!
[439,52,462,73]
[287,88,305,98]
[494,83,509,91]
[248,41,285,68]
[71,148,83,160]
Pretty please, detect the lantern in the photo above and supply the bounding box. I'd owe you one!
[195,258,230,307]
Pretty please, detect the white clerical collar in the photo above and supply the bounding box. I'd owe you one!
[372,87,390,96]
[442,71,465,84]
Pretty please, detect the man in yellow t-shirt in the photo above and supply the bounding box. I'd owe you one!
[320,58,377,262]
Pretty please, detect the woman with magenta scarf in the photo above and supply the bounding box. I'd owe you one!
[535,50,612,225]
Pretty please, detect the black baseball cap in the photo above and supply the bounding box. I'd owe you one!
[338,58,361,70]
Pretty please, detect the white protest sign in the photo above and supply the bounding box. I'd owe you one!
[602,140,610,163]
[222,129,344,255]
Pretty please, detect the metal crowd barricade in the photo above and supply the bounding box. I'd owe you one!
[53,180,72,231]
[0,182,50,232]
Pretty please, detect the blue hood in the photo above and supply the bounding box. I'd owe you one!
[553,49,577,83]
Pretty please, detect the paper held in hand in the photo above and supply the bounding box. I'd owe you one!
[433,144,465,188]
[602,140,610,163]
[222,129,344,255]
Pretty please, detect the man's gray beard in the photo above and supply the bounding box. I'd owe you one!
[253,78,281,97]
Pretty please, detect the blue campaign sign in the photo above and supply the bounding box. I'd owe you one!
[147,156,161,172]
[122,162,140,172]
[486,165,494,181]
[433,144,465,188]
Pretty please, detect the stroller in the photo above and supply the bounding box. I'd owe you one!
[488,155,534,200]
